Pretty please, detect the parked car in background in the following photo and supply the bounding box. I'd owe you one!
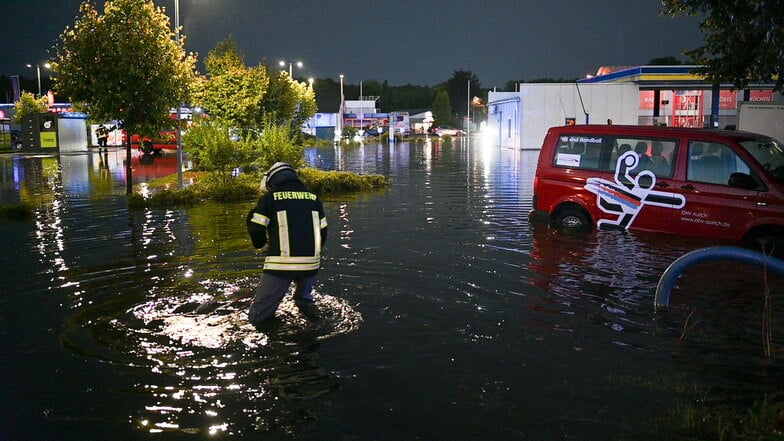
[363,125,387,137]
[433,125,465,137]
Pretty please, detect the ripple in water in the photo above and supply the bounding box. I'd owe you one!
[127,290,363,350]
[61,281,362,436]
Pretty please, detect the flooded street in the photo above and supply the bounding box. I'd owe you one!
[1,139,782,440]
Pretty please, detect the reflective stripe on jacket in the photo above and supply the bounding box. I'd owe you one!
[246,179,328,278]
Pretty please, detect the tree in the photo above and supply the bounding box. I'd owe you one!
[441,70,481,120]
[198,38,270,135]
[289,78,317,131]
[383,83,434,112]
[203,35,245,76]
[197,37,316,135]
[259,69,316,131]
[662,0,784,91]
[503,79,526,92]
[53,0,199,192]
[431,89,453,127]
[648,56,683,66]
[54,0,198,134]
[470,96,486,124]
[361,80,384,99]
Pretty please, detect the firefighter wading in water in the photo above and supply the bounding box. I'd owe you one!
[246,162,328,327]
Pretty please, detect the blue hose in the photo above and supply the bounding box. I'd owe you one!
[654,246,784,309]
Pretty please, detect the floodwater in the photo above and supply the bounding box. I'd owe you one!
[0,139,782,440]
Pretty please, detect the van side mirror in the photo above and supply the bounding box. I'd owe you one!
[728,172,758,190]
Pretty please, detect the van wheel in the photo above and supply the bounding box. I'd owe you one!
[553,207,591,232]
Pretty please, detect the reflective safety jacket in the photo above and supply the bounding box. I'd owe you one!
[246,179,328,278]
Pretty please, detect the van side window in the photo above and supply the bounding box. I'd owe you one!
[739,139,784,184]
[608,137,676,177]
[552,135,604,170]
[687,141,750,185]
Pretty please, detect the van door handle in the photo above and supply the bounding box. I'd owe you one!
[758,202,768,206]
[655,181,670,188]
[680,184,696,190]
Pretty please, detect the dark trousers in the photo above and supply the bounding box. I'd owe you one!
[248,272,316,326]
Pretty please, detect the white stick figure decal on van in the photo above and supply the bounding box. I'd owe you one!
[585,151,686,230]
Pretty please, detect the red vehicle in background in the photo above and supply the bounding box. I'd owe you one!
[124,108,190,154]
[130,130,178,155]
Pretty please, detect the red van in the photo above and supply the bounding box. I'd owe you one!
[530,125,784,255]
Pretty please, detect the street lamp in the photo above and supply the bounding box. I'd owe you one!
[26,62,51,97]
[334,74,344,143]
[175,0,183,187]
[339,73,344,133]
[278,60,303,78]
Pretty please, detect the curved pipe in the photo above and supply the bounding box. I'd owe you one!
[654,246,784,309]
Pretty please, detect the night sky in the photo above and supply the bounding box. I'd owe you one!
[1,0,705,88]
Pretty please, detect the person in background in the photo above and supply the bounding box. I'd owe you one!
[96,124,110,150]
[246,162,328,327]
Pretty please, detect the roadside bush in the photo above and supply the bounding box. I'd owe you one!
[246,115,304,172]
[127,166,388,208]
[12,92,48,124]
[183,122,247,184]
[342,126,358,140]
[298,167,388,193]
[127,186,201,209]
[192,172,259,202]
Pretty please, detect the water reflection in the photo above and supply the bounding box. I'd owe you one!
[1,142,782,440]
[53,201,363,436]
[117,289,359,435]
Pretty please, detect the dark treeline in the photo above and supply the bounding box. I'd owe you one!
[1,72,578,120]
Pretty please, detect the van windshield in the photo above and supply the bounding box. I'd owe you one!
[740,138,784,184]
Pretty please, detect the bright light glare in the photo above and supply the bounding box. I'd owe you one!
[480,121,496,150]
[209,423,228,435]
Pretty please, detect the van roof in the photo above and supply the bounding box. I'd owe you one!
[551,124,768,141]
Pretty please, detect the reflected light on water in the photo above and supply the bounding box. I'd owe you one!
[35,189,69,273]
[138,182,151,199]
[116,286,362,435]
[338,203,353,250]
[5,145,782,440]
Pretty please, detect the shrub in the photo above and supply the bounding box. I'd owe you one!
[297,167,388,194]
[246,115,304,172]
[127,167,388,208]
[127,187,201,209]
[192,172,259,202]
[182,122,247,184]
[342,126,358,140]
[13,92,48,124]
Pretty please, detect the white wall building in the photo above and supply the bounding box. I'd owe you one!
[486,83,639,150]
[486,65,782,150]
